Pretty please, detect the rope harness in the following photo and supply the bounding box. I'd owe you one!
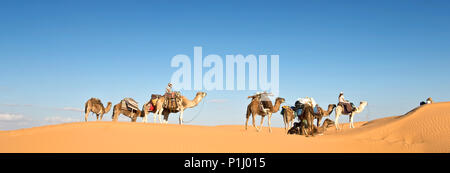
[181,97,206,124]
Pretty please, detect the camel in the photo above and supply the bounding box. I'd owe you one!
[335,101,368,129]
[112,100,143,122]
[140,94,162,123]
[323,118,335,128]
[84,98,112,122]
[421,97,434,105]
[298,104,320,134]
[287,119,331,137]
[427,97,434,104]
[280,106,296,132]
[313,104,336,127]
[245,93,285,133]
[154,92,207,125]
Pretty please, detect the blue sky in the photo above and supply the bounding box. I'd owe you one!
[1,0,449,130]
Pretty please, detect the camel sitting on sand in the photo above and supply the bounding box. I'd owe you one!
[420,97,434,106]
[84,98,112,122]
[245,93,285,133]
[287,119,331,137]
[335,101,368,129]
[322,118,335,128]
[153,92,207,125]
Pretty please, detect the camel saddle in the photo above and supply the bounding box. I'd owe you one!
[163,92,182,111]
[259,93,273,114]
[338,102,355,114]
[281,106,298,117]
[122,98,139,112]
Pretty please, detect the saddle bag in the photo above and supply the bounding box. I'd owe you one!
[122,98,139,113]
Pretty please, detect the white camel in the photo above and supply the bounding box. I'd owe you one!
[154,92,207,125]
[335,101,368,129]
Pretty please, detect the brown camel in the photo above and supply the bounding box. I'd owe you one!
[288,117,332,137]
[153,92,207,125]
[313,104,336,127]
[245,94,285,133]
[112,99,143,122]
[84,98,112,122]
[140,94,162,123]
[298,104,320,135]
[280,106,296,132]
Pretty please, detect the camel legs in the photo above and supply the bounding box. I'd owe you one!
[142,109,148,123]
[252,114,256,128]
[245,112,250,130]
[283,115,288,132]
[307,116,314,134]
[335,112,341,130]
[143,113,148,123]
[100,113,104,121]
[163,111,169,124]
[153,112,157,123]
[257,116,265,132]
[96,114,100,121]
[268,113,272,133]
[349,113,355,128]
[156,108,163,124]
[131,115,137,122]
[179,109,184,125]
[316,117,322,127]
[112,112,119,122]
[84,111,89,122]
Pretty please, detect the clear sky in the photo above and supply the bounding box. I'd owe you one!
[1,0,450,130]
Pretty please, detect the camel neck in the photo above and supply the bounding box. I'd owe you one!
[183,95,203,108]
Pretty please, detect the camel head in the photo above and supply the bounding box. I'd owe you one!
[196,92,207,98]
[354,101,368,114]
[275,97,286,104]
[323,104,337,115]
[360,101,368,106]
[427,97,433,103]
[329,104,337,109]
[104,102,112,113]
[328,104,337,111]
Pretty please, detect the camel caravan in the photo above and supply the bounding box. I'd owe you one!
[246,91,368,136]
[84,83,367,136]
[84,83,207,125]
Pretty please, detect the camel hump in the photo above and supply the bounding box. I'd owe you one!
[151,94,162,100]
[261,100,273,109]
[89,98,102,104]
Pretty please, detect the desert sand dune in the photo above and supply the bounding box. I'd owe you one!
[0,102,449,153]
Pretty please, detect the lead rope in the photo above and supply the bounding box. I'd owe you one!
[182,97,206,124]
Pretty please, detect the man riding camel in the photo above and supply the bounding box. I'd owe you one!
[166,83,173,95]
[339,92,356,112]
[164,83,182,111]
